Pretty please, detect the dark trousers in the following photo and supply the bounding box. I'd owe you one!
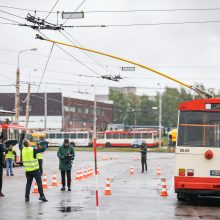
[61,170,71,188]
[141,156,147,172]
[38,159,43,176]
[25,170,44,198]
[0,165,3,192]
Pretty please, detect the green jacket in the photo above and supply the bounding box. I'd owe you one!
[57,145,75,170]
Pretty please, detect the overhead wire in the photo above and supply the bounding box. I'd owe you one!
[0,9,26,20]
[44,0,60,21]
[2,5,220,13]
[37,43,55,92]
[60,30,116,76]
[37,31,102,77]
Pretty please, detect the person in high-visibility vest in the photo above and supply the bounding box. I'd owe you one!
[0,135,5,197]
[5,144,16,176]
[36,142,43,176]
[22,139,48,202]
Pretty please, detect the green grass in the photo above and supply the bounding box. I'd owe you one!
[48,146,170,153]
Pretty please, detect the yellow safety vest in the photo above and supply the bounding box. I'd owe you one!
[5,147,15,159]
[22,147,39,172]
[36,152,43,160]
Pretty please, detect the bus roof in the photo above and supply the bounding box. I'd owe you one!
[99,130,157,134]
[0,110,15,116]
[1,123,25,129]
[179,98,220,111]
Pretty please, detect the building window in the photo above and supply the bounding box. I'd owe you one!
[77,107,82,114]
[70,107,76,112]
[83,108,89,114]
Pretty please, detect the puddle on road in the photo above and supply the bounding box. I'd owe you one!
[57,206,83,213]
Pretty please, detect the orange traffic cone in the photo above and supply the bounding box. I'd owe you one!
[157,166,162,176]
[32,181,39,194]
[104,178,112,195]
[160,178,168,197]
[42,174,48,189]
[83,168,88,179]
[130,166,134,176]
[96,167,100,175]
[87,166,92,177]
[51,173,58,186]
[79,168,83,180]
[75,169,80,181]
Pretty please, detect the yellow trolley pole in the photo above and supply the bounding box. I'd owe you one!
[36,34,212,98]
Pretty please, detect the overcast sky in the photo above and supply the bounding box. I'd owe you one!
[0,0,220,99]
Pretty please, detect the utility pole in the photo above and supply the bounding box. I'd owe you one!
[15,68,20,124]
[61,92,64,130]
[44,91,47,130]
[25,83,31,128]
[68,96,71,130]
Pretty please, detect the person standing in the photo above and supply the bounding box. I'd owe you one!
[36,141,45,176]
[140,140,147,173]
[0,135,5,196]
[57,139,75,191]
[5,144,16,176]
[22,139,48,202]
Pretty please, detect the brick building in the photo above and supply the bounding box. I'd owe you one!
[0,93,113,131]
[63,97,113,131]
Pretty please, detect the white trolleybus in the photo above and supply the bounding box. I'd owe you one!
[174,98,220,201]
[96,129,160,148]
[46,130,93,147]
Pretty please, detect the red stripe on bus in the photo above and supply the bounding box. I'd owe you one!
[174,176,220,190]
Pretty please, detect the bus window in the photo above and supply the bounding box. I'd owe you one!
[78,133,84,139]
[120,133,127,139]
[85,133,88,138]
[70,133,77,139]
[98,133,104,139]
[142,133,152,139]
[178,111,220,147]
[56,133,63,139]
[113,133,119,139]
[106,133,112,139]
[49,133,55,139]
[63,133,69,139]
[134,133,141,139]
[127,133,134,139]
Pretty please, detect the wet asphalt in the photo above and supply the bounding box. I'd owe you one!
[0,151,220,220]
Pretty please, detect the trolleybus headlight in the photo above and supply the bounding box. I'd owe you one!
[205,150,213,160]
[187,169,194,176]
[179,168,186,176]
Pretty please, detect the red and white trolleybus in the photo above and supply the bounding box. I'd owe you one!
[96,129,160,148]
[174,98,220,200]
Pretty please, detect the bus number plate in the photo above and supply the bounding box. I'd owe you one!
[210,170,220,176]
[179,148,190,153]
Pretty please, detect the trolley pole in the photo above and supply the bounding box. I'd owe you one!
[93,85,99,220]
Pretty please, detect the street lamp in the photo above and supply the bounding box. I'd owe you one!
[15,48,37,123]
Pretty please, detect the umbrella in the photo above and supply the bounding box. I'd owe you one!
[4,139,18,147]
[37,141,48,148]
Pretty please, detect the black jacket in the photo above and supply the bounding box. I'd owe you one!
[0,143,5,166]
[140,145,147,157]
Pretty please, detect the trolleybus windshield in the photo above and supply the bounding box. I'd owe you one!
[178,111,220,147]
